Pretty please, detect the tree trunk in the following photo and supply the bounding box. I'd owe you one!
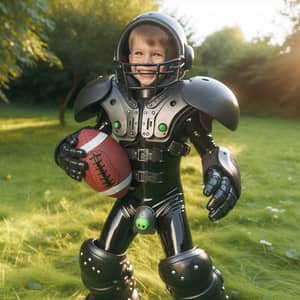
[59,73,81,125]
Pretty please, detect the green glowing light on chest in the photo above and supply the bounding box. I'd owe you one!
[158,123,168,132]
[113,121,121,129]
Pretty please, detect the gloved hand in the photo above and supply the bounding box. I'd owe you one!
[54,132,88,181]
[203,168,238,222]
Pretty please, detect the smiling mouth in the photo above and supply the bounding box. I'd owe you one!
[136,69,156,74]
[135,70,157,79]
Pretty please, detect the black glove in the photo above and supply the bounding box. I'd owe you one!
[54,132,88,181]
[203,168,238,222]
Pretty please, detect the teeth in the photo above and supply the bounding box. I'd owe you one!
[137,70,154,74]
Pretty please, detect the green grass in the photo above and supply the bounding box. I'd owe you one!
[0,104,300,300]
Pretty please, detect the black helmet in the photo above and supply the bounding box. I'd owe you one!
[114,12,194,93]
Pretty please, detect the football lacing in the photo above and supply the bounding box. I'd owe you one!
[90,153,116,187]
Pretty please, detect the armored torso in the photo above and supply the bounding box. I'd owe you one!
[73,75,239,200]
[98,77,192,200]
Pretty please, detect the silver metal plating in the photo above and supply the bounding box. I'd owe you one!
[102,79,189,142]
[218,147,236,176]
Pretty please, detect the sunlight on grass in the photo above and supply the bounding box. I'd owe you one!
[0,118,59,132]
[225,143,245,155]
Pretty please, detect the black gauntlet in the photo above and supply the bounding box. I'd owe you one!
[54,129,89,181]
[202,147,241,221]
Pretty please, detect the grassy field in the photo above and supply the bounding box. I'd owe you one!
[0,104,300,300]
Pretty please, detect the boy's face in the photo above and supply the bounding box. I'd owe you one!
[129,34,167,87]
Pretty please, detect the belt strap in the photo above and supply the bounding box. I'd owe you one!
[126,148,164,162]
[126,142,190,162]
[133,170,163,183]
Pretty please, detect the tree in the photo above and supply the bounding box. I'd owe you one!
[221,38,279,112]
[193,26,280,114]
[48,0,158,125]
[196,26,246,79]
[0,0,61,103]
[276,0,300,113]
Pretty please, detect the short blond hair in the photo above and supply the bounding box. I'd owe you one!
[128,24,176,60]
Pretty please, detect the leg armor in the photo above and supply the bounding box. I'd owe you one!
[159,248,227,300]
[156,187,193,257]
[79,239,139,300]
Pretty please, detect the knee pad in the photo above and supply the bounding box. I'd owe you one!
[159,248,226,300]
[79,239,138,299]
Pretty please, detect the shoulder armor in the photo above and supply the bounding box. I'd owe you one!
[74,76,112,122]
[182,76,239,130]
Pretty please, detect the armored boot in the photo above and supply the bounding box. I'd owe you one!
[80,239,139,300]
[159,248,228,300]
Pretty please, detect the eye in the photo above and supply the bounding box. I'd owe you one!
[153,52,163,57]
[133,51,143,56]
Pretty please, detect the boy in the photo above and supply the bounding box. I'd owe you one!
[55,12,241,300]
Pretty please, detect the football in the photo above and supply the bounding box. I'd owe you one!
[76,128,132,198]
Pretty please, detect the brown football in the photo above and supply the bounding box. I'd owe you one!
[76,128,132,198]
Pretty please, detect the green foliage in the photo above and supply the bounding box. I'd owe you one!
[7,0,159,122]
[50,0,158,124]
[48,0,159,81]
[276,1,300,111]
[7,62,73,107]
[0,0,61,103]
[196,26,246,78]
[220,38,280,112]
[1,106,300,299]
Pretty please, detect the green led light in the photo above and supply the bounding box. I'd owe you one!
[158,123,167,132]
[135,218,150,231]
[113,121,121,129]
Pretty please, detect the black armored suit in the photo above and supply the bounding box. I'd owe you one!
[55,12,241,300]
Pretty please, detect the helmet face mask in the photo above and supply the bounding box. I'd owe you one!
[120,57,185,91]
[115,12,194,94]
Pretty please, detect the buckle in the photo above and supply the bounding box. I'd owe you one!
[126,148,164,162]
[137,148,149,162]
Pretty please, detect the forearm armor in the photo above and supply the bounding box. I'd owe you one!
[185,112,241,198]
[202,147,241,197]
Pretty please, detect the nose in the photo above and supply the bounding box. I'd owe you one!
[142,54,153,64]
